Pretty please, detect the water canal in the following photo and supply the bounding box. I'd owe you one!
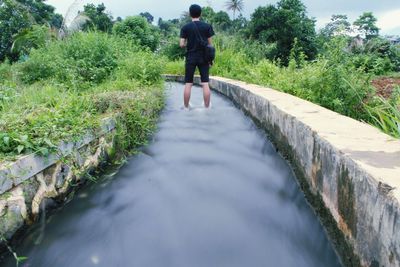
[3,82,342,267]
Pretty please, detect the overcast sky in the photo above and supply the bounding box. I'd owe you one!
[46,0,400,35]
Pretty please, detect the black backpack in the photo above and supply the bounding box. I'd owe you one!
[193,22,216,65]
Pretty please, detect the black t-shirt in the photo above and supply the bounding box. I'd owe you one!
[180,21,215,59]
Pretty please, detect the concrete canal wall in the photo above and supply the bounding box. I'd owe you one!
[0,118,116,241]
[166,75,400,267]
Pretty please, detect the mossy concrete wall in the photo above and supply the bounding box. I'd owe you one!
[0,118,116,242]
[165,75,400,267]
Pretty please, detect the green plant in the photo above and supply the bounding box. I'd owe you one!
[0,31,166,161]
[159,39,186,60]
[248,0,318,65]
[116,51,165,85]
[113,16,160,51]
[11,25,56,57]
[366,95,400,138]
[18,32,141,86]
[82,3,113,33]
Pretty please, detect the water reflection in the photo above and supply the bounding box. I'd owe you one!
[2,82,342,267]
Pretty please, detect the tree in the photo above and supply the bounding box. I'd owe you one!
[354,12,379,40]
[213,11,232,31]
[180,11,192,26]
[248,5,278,43]
[321,14,351,37]
[231,14,248,32]
[225,0,244,19]
[113,16,160,51]
[16,0,57,25]
[201,6,216,24]
[82,3,113,33]
[11,25,56,56]
[140,12,154,24]
[0,0,33,61]
[50,13,63,29]
[248,0,317,64]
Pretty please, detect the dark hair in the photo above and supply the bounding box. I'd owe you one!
[189,4,202,18]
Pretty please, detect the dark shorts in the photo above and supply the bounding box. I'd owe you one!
[184,57,210,83]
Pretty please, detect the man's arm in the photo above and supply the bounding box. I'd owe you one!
[180,38,187,48]
[207,37,212,45]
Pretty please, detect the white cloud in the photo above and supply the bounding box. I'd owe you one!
[377,9,400,34]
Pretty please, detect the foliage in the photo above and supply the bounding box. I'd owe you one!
[159,38,186,60]
[140,12,154,24]
[18,32,122,85]
[0,0,62,62]
[17,32,164,88]
[15,0,60,26]
[0,0,33,61]
[50,13,63,29]
[351,37,398,74]
[0,32,165,161]
[158,18,180,37]
[321,14,351,37]
[366,94,400,138]
[230,14,249,33]
[213,11,232,31]
[391,45,400,72]
[82,3,113,33]
[248,0,317,64]
[11,25,56,56]
[113,16,160,51]
[116,51,165,85]
[201,6,216,24]
[213,34,267,62]
[354,12,379,40]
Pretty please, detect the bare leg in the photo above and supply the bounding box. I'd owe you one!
[184,83,193,108]
[202,83,211,108]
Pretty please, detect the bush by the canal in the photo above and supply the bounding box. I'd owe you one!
[0,32,165,162]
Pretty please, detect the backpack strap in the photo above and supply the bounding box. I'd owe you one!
[192,22,207,46]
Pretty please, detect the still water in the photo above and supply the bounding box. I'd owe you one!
[3,82,342,267]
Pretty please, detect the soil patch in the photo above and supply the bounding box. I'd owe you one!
[371,77,400,98]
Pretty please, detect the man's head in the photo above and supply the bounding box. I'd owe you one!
[189,4,202,18]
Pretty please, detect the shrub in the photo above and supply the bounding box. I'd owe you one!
[351,54,393,75]
[159,39,185,60]
[113,16,160,51]
[0,31,166,162]
[0,61,12,83]
[366,94,400,138]
[0,84,98,158]
[18,32,144,86]
[350,37,399,74]
[116,51,165,85]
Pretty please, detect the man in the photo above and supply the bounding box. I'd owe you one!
[180,4,215,109]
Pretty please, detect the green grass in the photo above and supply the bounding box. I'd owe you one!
[0,32,165,162]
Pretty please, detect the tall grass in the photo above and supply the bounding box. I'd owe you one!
[0,32,165,161]
[366,95,400,138]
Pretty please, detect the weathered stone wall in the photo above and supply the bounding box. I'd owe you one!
[165,75,400,267]
[0,118,116,242]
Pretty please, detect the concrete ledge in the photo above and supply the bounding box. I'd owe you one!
[0,117,116,241]
[0,117,116,195]
[165,75,400,267]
